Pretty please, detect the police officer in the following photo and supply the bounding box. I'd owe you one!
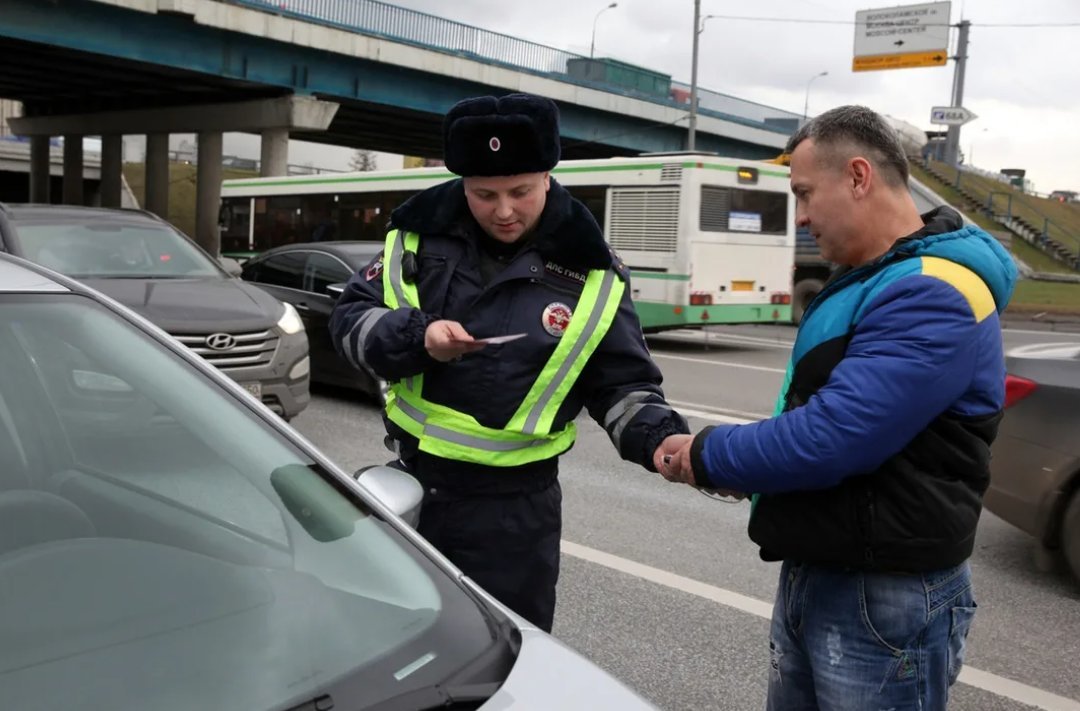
[330,93,688,632]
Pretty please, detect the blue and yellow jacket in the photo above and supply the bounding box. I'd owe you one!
[690,207,1018,571]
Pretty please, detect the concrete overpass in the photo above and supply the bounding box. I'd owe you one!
[0,0,799,253]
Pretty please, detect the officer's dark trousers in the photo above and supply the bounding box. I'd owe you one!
[414,476,562,633]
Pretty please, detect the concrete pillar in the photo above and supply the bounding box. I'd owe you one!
[195,130,223,256]
[29,135,51,203]
[145,133,170,219]
[260,128,289,177]
[62,134,84,205]
[101,134,123,208]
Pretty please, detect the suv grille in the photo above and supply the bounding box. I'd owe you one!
[173,329,279,369]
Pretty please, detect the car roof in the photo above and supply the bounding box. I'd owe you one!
[268,240,382,252]
[262,241,382,263]
[0,252,72,293]
[0,203,168,225]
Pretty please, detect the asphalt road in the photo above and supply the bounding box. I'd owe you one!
[291,323,1080,711]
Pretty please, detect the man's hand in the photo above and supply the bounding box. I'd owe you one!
[662,435,747,501]
[653,434,692,474]
[661,436,697,485]
[425,320,486,362]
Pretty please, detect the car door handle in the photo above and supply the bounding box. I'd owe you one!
[294,302,311,312]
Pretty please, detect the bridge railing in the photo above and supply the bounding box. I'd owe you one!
[230,0,802,134]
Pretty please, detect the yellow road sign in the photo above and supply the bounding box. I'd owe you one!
[852,50,948,72]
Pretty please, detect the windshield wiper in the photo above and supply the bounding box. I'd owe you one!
[283,682,503,711]
[358,681,504,711]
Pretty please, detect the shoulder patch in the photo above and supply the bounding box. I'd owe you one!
[365,252,385,282]
[920,256,995,322]
[544,261,588,285]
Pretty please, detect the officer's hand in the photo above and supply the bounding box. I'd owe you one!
[425,320,486,362]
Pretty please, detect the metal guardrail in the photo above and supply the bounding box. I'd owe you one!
[230,0,802,134]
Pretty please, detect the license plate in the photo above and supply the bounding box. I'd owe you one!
[731,280,755,292]
[242,382,262,399]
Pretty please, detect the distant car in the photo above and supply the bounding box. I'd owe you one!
[0,252,656,710]
[985,342,1080,585]
[240,241,387,404]
[0,204,309,420]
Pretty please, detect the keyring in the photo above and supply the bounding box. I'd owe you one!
[696,488,743,504]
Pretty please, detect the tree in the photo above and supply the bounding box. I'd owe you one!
[349,149,377,172]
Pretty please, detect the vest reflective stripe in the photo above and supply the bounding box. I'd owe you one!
[390,386,578,464]
[382,229,425,399]
[507,268,624,435]
[379,228,622,466]
[382,229,420,312]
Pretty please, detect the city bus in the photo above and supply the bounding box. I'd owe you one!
[219,153,795,331]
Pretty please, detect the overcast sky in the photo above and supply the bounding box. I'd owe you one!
[245,0,1078,192]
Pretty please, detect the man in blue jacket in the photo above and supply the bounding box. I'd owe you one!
[330,94,688,632]
[663,105,1017,710]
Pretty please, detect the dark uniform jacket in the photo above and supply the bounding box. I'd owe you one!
[330,178,687,493]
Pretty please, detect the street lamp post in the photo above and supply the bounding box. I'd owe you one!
[688,2,717,151]
[590,2,618,59]
[803,71,828,122]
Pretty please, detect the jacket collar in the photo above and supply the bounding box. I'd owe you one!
[389,177,613,271]
[824,206,967,288]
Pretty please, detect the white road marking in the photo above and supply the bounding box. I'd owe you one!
[562,541,1080,711]
[673,408,755,424]
[668,399,767,424]
[652,352,787,374]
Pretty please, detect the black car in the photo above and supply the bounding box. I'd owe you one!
[240,241,386,404]
[0,204,310,420]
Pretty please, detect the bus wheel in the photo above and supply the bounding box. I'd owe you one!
[792,278,824,325]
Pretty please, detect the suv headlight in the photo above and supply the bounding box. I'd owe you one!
[276,302,305,335]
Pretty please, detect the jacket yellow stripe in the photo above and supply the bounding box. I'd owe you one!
[920,256,995,323]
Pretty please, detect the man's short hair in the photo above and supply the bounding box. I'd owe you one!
[786,105,909,187]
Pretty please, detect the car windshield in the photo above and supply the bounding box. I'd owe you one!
[0,293,500,710]
[10,219,223,279]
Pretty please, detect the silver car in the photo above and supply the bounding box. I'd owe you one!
[0,254,655,710]
[986,342,1080,586]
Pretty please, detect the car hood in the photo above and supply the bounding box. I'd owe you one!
[481,628,656,710]
[81,277,282,334]
[448,577,655,710]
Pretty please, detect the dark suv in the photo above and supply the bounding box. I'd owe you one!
[0,204,309,419]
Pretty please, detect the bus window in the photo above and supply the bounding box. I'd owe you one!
[564,185,607,230]
[253,196,303,251]
[300,194,337,243]
[337,190,414,243]
[700,186,787,235]
[219,197,251,253]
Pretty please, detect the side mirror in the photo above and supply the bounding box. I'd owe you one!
[219,256,243,278]
[326,282,346,298]
[355,465,424,528]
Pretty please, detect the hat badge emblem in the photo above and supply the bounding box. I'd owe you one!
[489,136,501,152]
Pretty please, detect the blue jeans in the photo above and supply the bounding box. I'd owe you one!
[766,560,976,711]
